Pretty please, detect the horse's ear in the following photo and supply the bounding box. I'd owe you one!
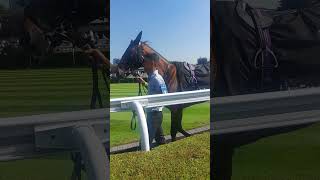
[133,31,142,44]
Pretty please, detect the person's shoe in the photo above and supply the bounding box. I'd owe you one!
[156,136,166,145]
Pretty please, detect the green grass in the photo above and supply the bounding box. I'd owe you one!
[110,83,210,146]
[110,132,210,180]
[232,123,320,180]
[0,68,108,117]
[0,153,80,180]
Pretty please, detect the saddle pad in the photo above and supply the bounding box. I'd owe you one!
[172,61,210,91]
[236,0,273,29]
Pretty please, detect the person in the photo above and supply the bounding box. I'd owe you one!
[137,53,167,147]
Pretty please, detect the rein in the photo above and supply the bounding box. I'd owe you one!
[130,73,148,130]
[90,56,110,109]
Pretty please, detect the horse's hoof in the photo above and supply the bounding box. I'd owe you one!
[181,131,191,137]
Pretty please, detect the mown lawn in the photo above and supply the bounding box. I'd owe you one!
[110,132,210,179]
[0,68,108,117]
[110,83,210,146]
[0,68,108,180]
[232,122,320,180]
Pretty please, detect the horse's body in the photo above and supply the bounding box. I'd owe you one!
[117,32,210,141]
[213,0,320,96]
[212,0,320,179]
[140,42,210,140]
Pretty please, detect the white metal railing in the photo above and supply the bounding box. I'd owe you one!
[0,108,109,180]
[110,89,210,151]
[212,87,320,134]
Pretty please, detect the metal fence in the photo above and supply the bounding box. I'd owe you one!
[212,87,320,134]
[110,89,210,151]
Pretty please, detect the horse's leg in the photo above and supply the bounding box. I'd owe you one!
[176,108,191,137]
[212,139,234,180]
[170,109,179,142]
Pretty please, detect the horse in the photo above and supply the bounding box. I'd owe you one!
[211,0,320,179]
[115,31,210,141]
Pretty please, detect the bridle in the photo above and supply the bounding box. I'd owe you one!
[138,43,170,76]
[119,43,144,73]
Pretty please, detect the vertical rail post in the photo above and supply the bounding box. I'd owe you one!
[71,125,108,180]
[132,101,150,151]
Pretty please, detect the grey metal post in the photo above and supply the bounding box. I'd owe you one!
[132,101,150,151]
[71,125,108,180]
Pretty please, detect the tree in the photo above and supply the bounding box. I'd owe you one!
[197,57,208,65]
[113,58,120,64]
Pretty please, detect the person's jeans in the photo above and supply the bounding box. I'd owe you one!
[146,111,165,147]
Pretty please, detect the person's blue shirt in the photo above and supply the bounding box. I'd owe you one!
[146,69,167,112]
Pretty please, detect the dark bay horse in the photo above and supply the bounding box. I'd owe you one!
[212,0,320,179]
[213,0,320,96]
[116,31,210,141]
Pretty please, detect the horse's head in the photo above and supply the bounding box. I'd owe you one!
[118,31,144,74]
[117,31,168,78]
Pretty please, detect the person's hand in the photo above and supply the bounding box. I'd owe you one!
[136,76,146,85]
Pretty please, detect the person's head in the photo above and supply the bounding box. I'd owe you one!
[142,53,159,74]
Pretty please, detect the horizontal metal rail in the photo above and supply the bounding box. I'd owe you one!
[212,87,320,134]
[110,89,210,151]
[111,89,210,112]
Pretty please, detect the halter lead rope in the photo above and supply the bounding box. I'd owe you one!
[130,76,148,130]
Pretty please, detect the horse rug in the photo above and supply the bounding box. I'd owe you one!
[172,61,210,91]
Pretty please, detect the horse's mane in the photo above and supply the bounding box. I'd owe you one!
[140,41,170,63]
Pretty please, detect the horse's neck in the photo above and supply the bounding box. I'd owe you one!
[156,58,179,93]
[155,58,170,75]
[142,43,179,92]
[141,44,170,75]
